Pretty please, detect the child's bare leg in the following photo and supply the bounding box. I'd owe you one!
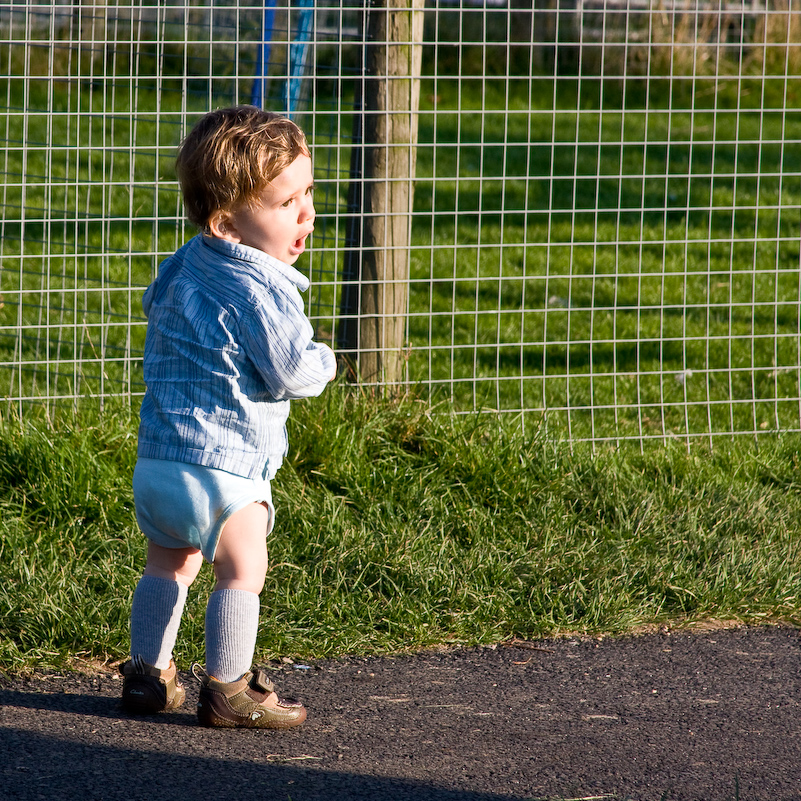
[144,542,205,586]
[205,502,271,683]
[131,543,203,669]
[212,501,271,594]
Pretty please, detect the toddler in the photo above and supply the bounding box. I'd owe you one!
[119,106,336,728]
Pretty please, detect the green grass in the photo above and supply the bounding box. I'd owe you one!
[2,41,801,672]
[406,75,801,434]
[2,391,801,673]
[1,61,800,441]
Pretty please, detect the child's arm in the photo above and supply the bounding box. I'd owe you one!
[242,293,336,401]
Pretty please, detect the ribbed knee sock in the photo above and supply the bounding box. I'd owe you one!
[130,575,188,670]
[204,588,260,683]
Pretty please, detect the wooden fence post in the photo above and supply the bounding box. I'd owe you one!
[356,0,424,388]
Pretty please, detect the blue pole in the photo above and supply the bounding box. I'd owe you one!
[285,0,314,118]
[251,4,276,108]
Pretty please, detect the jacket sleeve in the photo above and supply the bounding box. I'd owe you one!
[240,283,336,401]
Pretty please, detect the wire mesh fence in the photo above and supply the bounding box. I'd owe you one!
[0,0,799,445]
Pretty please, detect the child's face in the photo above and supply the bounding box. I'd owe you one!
[215,155,315,265]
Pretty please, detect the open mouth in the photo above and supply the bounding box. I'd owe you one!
[293,228,313,254]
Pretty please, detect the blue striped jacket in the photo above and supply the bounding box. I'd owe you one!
[137,234,336,480]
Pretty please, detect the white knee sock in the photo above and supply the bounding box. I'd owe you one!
[205,588,260,683]
[130,575,188,670]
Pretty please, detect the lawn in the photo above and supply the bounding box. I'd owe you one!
[1,55,799,444]
[2,393,801,672]
[1,38,800,673]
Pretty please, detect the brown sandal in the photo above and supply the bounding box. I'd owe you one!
[193,664,307,729]
[119,656,186,714]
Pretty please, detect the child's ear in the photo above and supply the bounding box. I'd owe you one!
[208,211,239,242]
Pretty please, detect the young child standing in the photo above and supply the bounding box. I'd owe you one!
[119,106,336,729]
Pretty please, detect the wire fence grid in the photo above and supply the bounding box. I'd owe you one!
[0,0,799,446]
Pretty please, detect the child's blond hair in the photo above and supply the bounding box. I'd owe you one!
[176,106,310,230]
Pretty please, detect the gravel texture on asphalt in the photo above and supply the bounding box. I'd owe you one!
[2,626,801,801]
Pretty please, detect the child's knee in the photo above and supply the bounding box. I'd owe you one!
[212,550,268,594]
[211,502,271,593]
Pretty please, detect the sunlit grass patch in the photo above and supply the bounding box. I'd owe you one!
[2,392,801,672]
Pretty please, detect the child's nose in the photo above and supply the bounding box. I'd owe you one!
[300,195,315,223]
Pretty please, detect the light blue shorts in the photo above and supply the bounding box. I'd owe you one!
[133,458,275,563]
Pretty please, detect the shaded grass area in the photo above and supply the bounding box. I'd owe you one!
[1,390,801,673]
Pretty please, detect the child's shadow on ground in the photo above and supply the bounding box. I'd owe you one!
[1,685,514,801]
[0,685,198,727]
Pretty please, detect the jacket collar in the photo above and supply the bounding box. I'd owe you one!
[199,234,310,292]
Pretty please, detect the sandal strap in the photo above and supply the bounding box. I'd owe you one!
[250,669,275,695]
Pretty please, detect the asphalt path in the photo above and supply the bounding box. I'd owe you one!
[2,626,801,801]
